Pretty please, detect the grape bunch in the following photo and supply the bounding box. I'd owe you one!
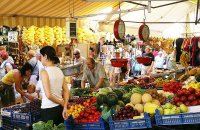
[20,99,41,113]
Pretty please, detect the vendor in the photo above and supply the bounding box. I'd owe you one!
[0,63,34,107]
[154,52,164,69]
[81,58,109,90]
[72,49,86,88]
[141,46,154,75]
[28,50,39,76]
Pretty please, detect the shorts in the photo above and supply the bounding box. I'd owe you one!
[0,82,15,106]
[41,105,63,126]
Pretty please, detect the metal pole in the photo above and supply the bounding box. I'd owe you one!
[195,0,200,25]
[151,0,188,9]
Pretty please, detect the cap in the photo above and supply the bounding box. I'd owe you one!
[0,50,8,60]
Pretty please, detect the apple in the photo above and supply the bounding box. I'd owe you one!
[173,96,179,103]
[170,109,177,115]
[176,91,182,96]
[191,100,198,106]
[165,103,173,109]
[195,91,200,97]
[181,89,187,95]
[164,109,171,115]
[188,95,196,101]
[184,101,190,106]
[176,101,183,107]
[185,90,191,96]
[176,107,181,114]
[180,104,188,113]
[188,87,195,94]
[180,96,187,102]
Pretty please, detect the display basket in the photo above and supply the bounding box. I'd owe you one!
[11,110,41,124]
[61,63,81,76]
[136,56,151,64]
[155,109,200,125]
[110,59,128,67]
[108,113,152,130]
[65,116,108,130]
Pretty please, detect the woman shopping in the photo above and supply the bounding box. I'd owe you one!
[40,46,69,125]
[0,63,34,107]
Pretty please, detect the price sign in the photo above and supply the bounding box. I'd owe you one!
[8,31,18,42]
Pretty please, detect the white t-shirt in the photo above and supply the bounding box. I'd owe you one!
[40,66,64,109]
[155,56,164,68]
[0,60,13,79]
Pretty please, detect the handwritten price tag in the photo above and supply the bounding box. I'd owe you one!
[8,31,18,42]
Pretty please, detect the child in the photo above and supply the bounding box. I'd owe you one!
[25,84,38,102]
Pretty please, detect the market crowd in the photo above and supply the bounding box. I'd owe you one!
[0,42,175,125]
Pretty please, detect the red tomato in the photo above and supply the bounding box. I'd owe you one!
[84,113,89,117]
[91,106,97,111]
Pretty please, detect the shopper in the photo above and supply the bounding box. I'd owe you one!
[72,49,86,88]
[0,63,34,107]
[40,46,69,125]
[141,46,154,75]
[154,52,164,69]
[81,57,109,90]
[28,50,39,76]
[0,50,14,79]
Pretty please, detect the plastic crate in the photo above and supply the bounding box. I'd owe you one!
[108,113,152,130]
[155,109,200,125]
[12,111,41,124]
[13,122,32,130]
[2,116,13,130]
[65,116,108,130]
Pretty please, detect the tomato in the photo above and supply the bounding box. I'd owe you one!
[82,119,87,123]
[80,111,84,117]
[86,109,91,114]
[84,113,89,117]
[91,106,97,111]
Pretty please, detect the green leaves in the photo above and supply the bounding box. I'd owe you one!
[32,120,64,130]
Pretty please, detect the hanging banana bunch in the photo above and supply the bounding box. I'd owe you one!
[180,51,190,68]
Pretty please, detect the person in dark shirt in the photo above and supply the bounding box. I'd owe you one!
[141,46,154,75]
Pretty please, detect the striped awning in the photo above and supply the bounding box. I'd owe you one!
[0,0,118,27]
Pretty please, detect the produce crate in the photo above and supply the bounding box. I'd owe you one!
[65,116,108,130]
[11,111,41,124]
[13,122,32,130]
[2,116,14,130]
[155,109,200,125]
[108,113,152,130]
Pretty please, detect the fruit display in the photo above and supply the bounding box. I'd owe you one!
[44,26,54,46]
[146,89,167,105]
[157,103,188,115]
[183,81,200,90]
[82,96,96,107]
[171,87,200,106]
[112,105,140,120]
[154,78,170,88]
[22,26,35,45]
[53,26,62,45]
[67,104,85,118]
[34,27,44,46]
[75,106,101,123]
[163,81,183,94]
[180,51,190,68]
[77,28,99,43]
[136,76,155,88]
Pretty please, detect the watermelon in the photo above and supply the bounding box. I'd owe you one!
[106,94,118,107]
[118,88,127,94]
[113,89,123,100]
[122,96,130,104]
[97,94,107,105]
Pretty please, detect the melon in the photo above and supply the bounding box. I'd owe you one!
[131,93,142,105]
[142,93,152,103]
[134,104,144,113]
